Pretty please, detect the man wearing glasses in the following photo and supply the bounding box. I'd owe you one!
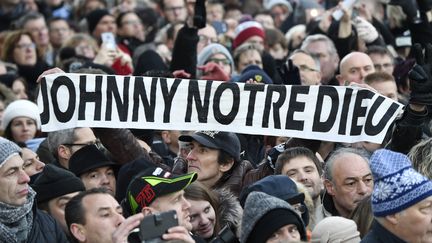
[289,50,322,86]
[160,0,187,25]
[45,127,99,169]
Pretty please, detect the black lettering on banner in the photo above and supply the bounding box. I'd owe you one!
[338,88,353,135]
[351,89,374,135]
[185,80,211,123]
[105,76,129,121]
[78,75,102,121]
[39,78,50,125]
[160,78,181,123]
[262,85,287,128]
[213,83,240,125]
[132,77,156,122]
[365,96,400,136]
[51,76,76,123]
[285,86,309,131]
[244,84,265,126]
[313,86,339,132]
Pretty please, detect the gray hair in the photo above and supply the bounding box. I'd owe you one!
[14,11,45,29]
[300,34,338,57]
[324,147,370,182]
[47,128,75,158]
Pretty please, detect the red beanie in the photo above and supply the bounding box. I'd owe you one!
[233,21,265,50]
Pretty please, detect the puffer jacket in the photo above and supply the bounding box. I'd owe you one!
[27,206,68,243]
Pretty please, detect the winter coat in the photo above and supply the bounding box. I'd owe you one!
[361,220,406,243]
[214,188,243,238]
[27,207,68,243]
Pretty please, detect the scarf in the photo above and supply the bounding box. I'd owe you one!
[0,187,35,243]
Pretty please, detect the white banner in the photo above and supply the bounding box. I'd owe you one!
[37,73,404,143]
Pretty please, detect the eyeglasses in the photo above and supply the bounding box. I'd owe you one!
[198,35,218,44]
[121,20,142,26]
[207,58,231,65]
[63,139,102,149]
[15,43,36,50]
[165,6,185,12]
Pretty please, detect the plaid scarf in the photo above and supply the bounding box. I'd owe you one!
[0,187,35,243]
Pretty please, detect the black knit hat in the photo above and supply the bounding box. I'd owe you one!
[69,144,116,176]
[33,164,85,203]
[86,9,111,35]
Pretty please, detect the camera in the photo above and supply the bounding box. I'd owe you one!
[210,225,239,243]
[139,210,179,243]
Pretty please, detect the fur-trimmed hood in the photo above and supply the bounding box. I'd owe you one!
[214,188,243,237]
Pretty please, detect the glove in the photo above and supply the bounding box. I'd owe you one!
[197,62,230,81]
[193,0,206,29]
[278,59,301,85]
[408,43,432,105]
[353,17,379,44]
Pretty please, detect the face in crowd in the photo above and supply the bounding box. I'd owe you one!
[188,199,216,239]
[325,152,373,217]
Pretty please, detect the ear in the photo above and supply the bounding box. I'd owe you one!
[58,145,71,160]
[218,158,234,173]
[324,179,335,196]
[385,213,400,225]
[336,74,345,86]
[70,223,86,242]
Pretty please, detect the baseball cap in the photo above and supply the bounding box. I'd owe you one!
[126,167,197,215]
[178,131,241,161]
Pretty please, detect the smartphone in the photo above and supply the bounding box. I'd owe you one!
[101,32,117,50]
[139,210,179,241]
[212,21,227,35]
[332,0,357,21]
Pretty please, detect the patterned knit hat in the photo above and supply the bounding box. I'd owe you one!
[0,137,21,167]
[233,21,265,50]
[370,149,432,217]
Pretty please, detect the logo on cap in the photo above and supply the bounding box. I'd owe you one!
[199,131,219,138]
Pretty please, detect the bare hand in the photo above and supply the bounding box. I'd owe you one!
[112,213,144,243]
[162,226,195,243]
[36,68,65,83]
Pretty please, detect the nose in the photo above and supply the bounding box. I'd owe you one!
[115,212,125,227]
[36,159,45,172]
[100,173,110,185]
[357,180,369,195]
[186,149,196,161]
[19,169,31,184]
[182,197,191,210]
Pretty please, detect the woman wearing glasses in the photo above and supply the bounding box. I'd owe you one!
[0,30,51,96]
[197,43,234,81]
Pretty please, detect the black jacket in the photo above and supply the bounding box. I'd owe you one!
[27,206,68,243]
[361,220,406,243]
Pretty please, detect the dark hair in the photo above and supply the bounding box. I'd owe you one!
[1,30,37,63]
[366,45,393,58]
[213,150,240,190]
[65,187,111,240]
[3,118,41,143]
[275,147,323,175]
[185,182,221,237]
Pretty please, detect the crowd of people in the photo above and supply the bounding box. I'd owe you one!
[1,0,432,242]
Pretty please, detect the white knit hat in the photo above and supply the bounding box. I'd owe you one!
[2,100,41,130]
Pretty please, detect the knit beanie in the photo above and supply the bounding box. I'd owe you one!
[311,216,361,243]
[370,149,432,217]
[240,191,306,243]
[2,100,41,130]
[233,21,265,50]
[237,65,273,84]
[197,43,234,71]
[263,0,293,12]
[86,9,111,35]
[0,137,21,167]
[32,164,85,203]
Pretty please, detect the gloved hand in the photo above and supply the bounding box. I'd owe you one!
[408,43,432,105]
[193,0,206,29]
[197,62,230,81]
[278,59,301,85]
[353,17,379,44]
